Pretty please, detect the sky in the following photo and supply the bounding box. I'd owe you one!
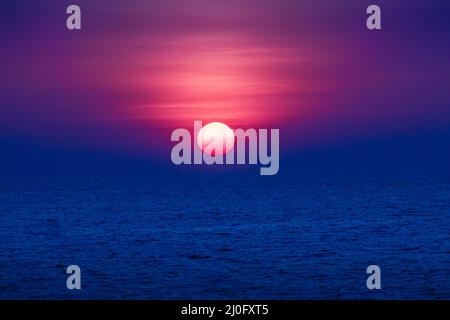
[1,0,449,176]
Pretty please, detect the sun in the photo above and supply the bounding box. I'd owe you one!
[197,122,235,156]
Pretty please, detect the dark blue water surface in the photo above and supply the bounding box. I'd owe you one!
[0,175,449,299]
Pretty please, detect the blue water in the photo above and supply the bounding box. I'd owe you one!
[0,175,449,299]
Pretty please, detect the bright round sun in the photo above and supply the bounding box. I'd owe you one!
[197,122,235,156]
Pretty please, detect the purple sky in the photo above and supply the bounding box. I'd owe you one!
[1,0,449,159]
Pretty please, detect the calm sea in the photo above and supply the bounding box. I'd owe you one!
[0,175,449,299]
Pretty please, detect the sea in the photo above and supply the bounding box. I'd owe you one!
[0,174,449,299]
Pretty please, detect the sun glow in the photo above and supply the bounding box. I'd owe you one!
[129,34,307,128]
[197,122,235,156]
